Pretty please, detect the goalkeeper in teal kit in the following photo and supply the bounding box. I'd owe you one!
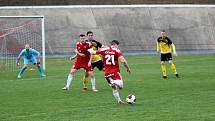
[16,44,46,78]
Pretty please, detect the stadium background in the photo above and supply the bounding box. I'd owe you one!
[0,1,215,121]
[1,0,215,5]
[1,1,215,55]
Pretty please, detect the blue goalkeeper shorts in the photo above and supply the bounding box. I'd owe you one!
[24,57,37,65]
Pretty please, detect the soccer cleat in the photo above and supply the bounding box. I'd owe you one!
[162,76,167,79]
[175,74,179,78]
[117,100,125,105]
[82,87,88,92]
[92,88,98,92]
[17,75,21,79]
[62,86,69,90]
[41,74,46,77]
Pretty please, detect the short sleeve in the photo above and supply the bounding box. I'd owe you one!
[157,37,161,42]
[95,40,102,48]
[166,37,172,44]
[117,51,122,57]
[114,48,122,57]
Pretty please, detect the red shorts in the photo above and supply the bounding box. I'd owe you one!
[73,62,93,72]
[105,72,122,80]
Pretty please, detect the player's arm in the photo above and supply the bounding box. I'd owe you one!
[166,37,177,56]
[87,42,94,64]
[119,56,131,74]
[70,54,77,61]
[156,42,160,53]
[75,49,85,56]
[17,50,23,61]
[88,54,93,67]
[171,43,177,56]
[16,50,24,65]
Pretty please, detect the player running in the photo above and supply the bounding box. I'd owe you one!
[16,44,46,79]
[62,34,97,91]
[157,30,179,79]
[89,40,131,104]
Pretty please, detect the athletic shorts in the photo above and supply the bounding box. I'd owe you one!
[105,72,122,80]
[161,53,172,61]
[73,62,93,72]
[113,79,123,89]
[92,60,104,71]
[105,72,123,88]
[24,57,37,65]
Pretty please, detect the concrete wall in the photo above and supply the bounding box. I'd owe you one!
[1,0,215,6]
[1,6,215,54]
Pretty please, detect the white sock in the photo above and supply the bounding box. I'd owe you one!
[113,90,121,102]
[91,77,96,89]
[66,74,73,88]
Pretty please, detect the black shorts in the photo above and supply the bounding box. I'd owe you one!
[92,60,104,71]
[161,53,172,61]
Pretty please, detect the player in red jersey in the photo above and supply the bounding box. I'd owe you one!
[62,34,97,91]
[89,40,131,104]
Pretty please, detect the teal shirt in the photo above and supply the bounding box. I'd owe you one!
[18,48,40,60]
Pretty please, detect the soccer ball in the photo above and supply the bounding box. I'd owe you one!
[126,94,136,104]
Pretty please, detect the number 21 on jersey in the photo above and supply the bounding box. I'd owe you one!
[105,55,115,65]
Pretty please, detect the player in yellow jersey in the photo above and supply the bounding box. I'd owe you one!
[82,31,104,92]
[70,31,104,92]
[157,30,179,79]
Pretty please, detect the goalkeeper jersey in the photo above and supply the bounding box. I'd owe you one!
[18,48,40,60]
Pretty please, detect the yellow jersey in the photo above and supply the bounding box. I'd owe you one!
[157,36,176,54]
[91,40,102,63]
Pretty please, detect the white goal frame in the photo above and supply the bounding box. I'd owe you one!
[0,16,46,70]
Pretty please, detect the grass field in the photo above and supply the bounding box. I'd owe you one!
[0,54,215,121]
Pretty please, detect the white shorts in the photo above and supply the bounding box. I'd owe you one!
[113,79,123,89]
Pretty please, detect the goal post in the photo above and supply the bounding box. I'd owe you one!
[0,16,45,71]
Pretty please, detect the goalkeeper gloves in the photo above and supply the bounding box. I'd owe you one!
[37,59,41,65]
[16,60,20,66]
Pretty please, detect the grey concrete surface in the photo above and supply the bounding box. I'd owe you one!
[1,0,215,6]
[0,6,215,54]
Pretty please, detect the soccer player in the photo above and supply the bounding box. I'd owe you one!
[89,40,131,104]
[156,30,179,79]
[82,31,104,92]
[16,44,45,78]
[62,34,97,91]
[70,31,103,92]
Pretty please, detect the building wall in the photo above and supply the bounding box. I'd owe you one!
[1,0,215,6]
[0,6,215,54]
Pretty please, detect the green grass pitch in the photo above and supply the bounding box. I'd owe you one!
[0,54,215,121]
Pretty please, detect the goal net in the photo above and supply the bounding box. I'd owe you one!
[0,16,45,72]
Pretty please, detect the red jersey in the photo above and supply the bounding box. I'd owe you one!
[76,41,92,64]
[96,46,122,76]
